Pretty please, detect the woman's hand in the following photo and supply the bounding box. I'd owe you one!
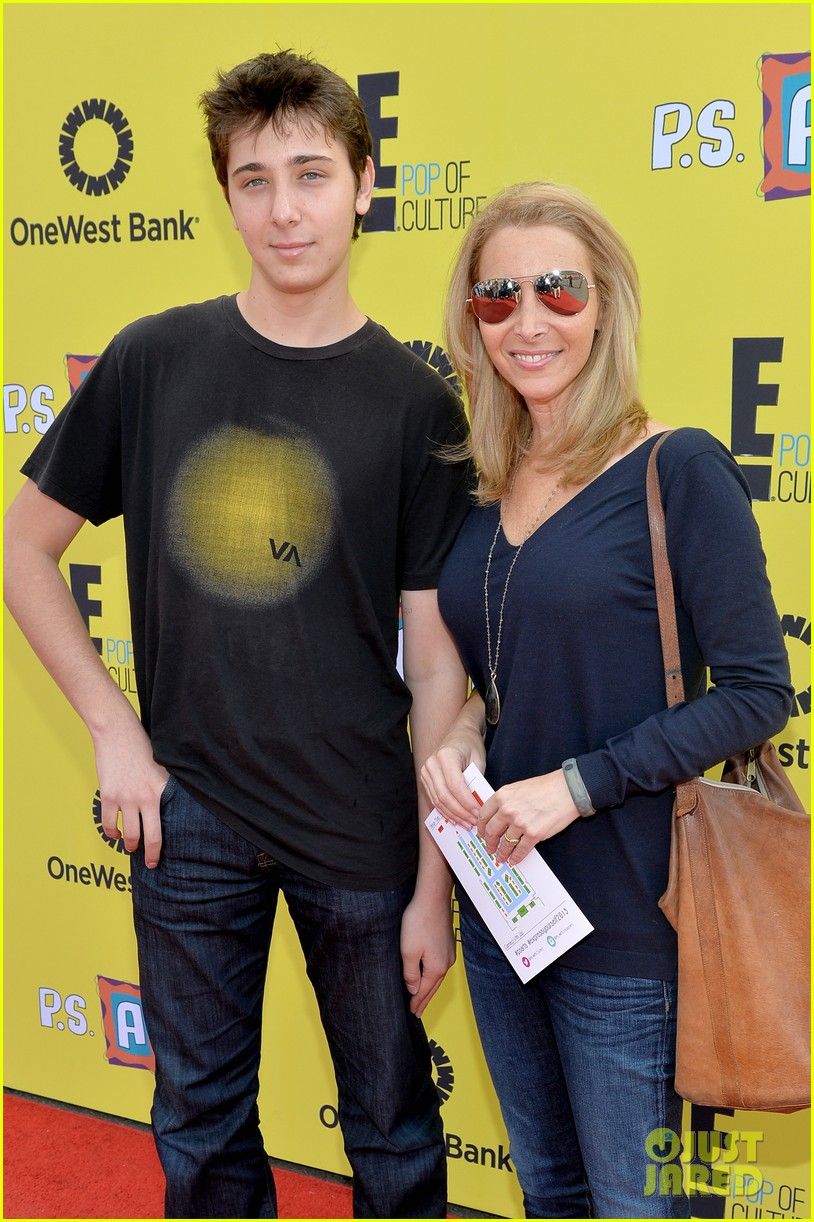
[420,693,486,828]
[478,769,581,864]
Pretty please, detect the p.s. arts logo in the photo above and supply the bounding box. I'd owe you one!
[97,976,155,1070]
[3,383,55,435]
[39,986,93,1038]
[38,979,156,1073]
[760,52,810,201]
[59,98,133,196]
[357,70,486,234]
[730,338,810,504]
[4,353,99,437]
[66,353,99,394]
[650,51,810,200]
[651,98,744,171]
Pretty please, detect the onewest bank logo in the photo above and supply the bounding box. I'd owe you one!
[8,95,200,248]
[9,210,198,248]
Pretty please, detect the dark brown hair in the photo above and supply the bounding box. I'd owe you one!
[200,50,372,238]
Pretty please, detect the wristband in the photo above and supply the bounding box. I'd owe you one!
[561,758,596,818]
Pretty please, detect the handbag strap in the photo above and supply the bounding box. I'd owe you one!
[648,434,745,1099]
[647,432,698,818]
[646,431,686,708]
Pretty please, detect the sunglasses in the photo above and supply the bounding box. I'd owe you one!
[468,270,595,323]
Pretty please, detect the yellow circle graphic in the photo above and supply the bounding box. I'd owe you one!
[166,425,335,604]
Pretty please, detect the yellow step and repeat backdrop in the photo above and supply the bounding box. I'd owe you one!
[4,4,810,1217]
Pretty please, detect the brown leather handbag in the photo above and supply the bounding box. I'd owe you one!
[647,432,810,1112]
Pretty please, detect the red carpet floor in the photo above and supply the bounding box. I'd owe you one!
[4,1092,355,1219]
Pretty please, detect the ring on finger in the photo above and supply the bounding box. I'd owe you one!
[502,832,521,846]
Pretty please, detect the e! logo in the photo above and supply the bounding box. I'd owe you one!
[358,72,399,232]
[69,563,103,654]
[730,337,784,501]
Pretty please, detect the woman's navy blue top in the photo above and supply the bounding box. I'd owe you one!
[438,428,793,979]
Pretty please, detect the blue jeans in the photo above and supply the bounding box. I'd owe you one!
[130,776,446,1219]
[458,890,690,1219]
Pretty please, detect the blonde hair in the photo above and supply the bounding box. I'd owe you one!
[444,182,648,503]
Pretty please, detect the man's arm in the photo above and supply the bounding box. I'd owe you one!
[400,587,469,1017]
[4,479,168,865]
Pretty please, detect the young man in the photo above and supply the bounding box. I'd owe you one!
[4,51,470,1219]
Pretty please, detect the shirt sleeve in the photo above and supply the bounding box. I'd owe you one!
[575,439,794,810]
[397,381,473,590]
[20,338,123,526]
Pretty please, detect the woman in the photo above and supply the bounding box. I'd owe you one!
[421,183,793,1219]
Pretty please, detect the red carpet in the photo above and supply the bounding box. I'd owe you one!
[4,1092,354,1219]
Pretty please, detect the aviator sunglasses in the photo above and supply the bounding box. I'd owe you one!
[468,270,595,324]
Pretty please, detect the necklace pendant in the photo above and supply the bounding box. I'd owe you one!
[485,677,501,726]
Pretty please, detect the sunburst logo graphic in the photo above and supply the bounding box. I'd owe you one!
[59,98,134,196]
[781,613,811,717]
[428,1038,455,1104]
[403,340,462,398]
[92,789,127,854]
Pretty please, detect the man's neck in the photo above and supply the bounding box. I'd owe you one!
[236,285,367,348]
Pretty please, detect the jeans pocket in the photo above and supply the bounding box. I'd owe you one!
[557,966,670,1018]
[160,773,180,809]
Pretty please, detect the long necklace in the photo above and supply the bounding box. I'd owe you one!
[483,471,562,727]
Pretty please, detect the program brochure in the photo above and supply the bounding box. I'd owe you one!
[426,764,593,982]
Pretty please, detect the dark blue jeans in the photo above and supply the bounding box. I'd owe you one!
[130,776,446,1219]
[459,890,690,1219]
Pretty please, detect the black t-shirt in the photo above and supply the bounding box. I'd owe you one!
[439,430,793,978]
[23,295,471,888]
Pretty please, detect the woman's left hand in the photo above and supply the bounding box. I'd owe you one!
[478,769,582,864]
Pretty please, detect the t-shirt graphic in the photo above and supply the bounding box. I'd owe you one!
[166,423,336,605]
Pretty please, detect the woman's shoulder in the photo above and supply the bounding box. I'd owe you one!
[655,425,732,466]
[654,426,751,505]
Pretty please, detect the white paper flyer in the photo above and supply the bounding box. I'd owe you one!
[426,764,593,982]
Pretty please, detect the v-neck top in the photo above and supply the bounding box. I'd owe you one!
[438,427,793,978]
